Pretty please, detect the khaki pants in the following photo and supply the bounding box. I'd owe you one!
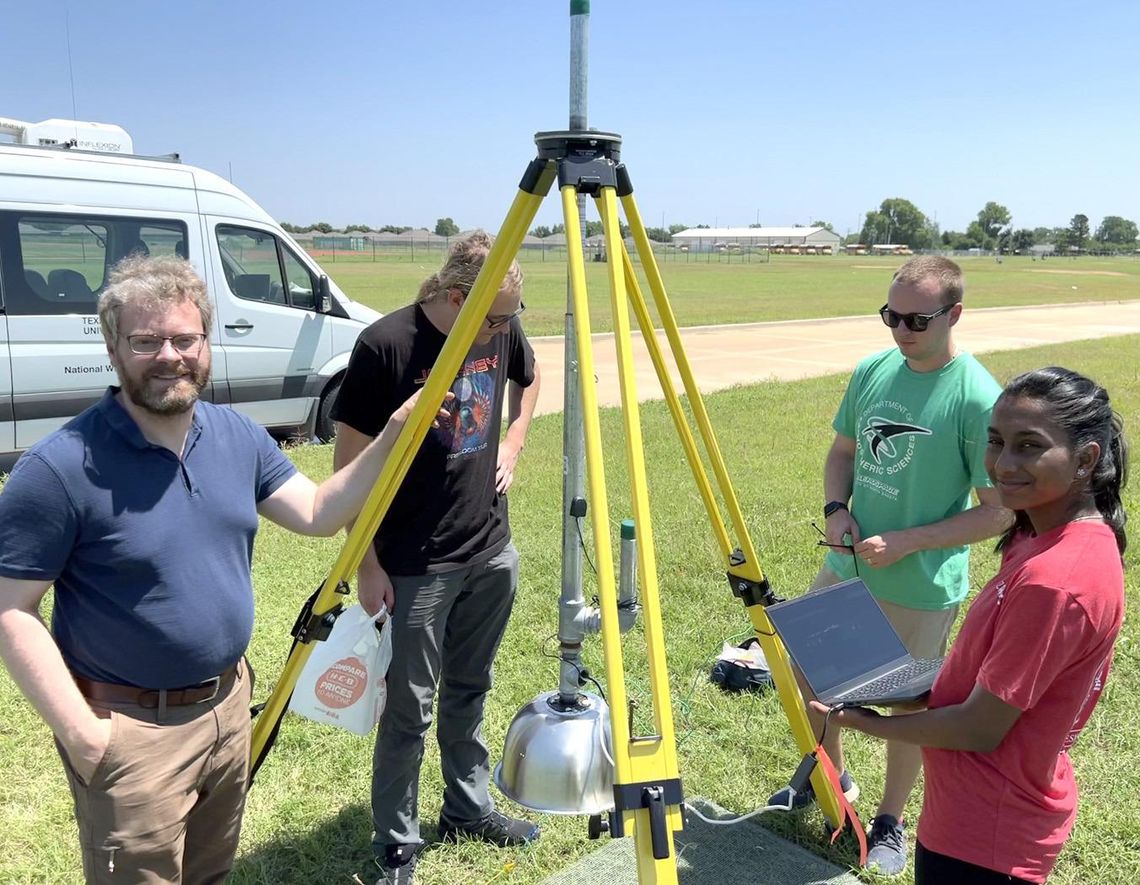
[809,566,958,659]
[57,658,254,885]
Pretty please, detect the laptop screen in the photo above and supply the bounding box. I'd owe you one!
[767,579,910,696]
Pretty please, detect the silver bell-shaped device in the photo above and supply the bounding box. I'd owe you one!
[493,690,614,815]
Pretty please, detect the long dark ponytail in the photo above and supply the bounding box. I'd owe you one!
[995,367,1128,555]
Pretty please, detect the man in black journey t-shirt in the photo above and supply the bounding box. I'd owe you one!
[333,232,541,885]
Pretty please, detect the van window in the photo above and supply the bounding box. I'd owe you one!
[281,247,316,309]
[0,212,188,317]
[216,225,317,310]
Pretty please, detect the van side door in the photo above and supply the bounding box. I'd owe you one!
[206,221,332,432]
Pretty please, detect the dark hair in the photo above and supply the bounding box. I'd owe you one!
[995,366,1128,554]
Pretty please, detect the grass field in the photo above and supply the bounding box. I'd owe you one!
[321,251,1140,336]
[1,331,1137,884]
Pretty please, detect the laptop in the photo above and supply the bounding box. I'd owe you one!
[766,578,943,707]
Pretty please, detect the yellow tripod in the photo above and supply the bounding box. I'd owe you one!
[249,130,843,883]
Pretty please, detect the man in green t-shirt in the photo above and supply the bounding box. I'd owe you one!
[785,256,1013,875]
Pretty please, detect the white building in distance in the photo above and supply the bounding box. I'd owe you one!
[671,226,841,253]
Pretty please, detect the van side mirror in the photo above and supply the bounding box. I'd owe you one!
[317,275,332,313]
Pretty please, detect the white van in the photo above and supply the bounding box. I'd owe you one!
[0,118,380,460]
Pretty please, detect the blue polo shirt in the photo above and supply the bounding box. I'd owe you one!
[0,389,296,688]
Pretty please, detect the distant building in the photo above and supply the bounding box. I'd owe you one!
[671,226,841,254]
[313,232,368,250]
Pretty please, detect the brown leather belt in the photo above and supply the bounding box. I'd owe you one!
[73,664,239,709]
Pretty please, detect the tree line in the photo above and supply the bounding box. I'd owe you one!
[281,207,1137,256]
[281,218,462,237]
[855,199,1138,254]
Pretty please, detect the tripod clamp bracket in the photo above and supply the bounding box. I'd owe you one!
[726,548,784,608]
[609,777,685,860]
[290,580,351,644]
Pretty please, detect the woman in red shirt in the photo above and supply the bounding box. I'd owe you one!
[817,366,1128,884]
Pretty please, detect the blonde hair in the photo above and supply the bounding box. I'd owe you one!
[891,255,964,306]
[99,255,213,342]
[415,230,523,303]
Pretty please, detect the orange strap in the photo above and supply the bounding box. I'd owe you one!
[816,745,868,867]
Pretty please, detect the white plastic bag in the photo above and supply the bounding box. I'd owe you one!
[289,603,392,735]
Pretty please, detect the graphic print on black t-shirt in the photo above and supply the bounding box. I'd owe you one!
[415,354,500,460]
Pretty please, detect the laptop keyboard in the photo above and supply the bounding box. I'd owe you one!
[838,658,942,703]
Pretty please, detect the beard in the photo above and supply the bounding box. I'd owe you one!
[119,360,211,415]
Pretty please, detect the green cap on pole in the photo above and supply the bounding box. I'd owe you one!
[620,519,635,540]
[571,0,590,14]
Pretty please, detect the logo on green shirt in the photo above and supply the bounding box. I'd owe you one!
[860,416,933,464]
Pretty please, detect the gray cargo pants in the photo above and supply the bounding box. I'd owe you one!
[371,542,519,850]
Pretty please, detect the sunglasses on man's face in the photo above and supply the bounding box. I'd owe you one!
[879,303,953,332]
[486,301,526,329]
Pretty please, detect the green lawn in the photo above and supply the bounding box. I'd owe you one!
[1,335,1137,885]
[321,251,1140,336]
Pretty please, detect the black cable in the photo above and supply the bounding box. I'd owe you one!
[540,634,607,702]
[574,516,598,576]
[581,670,607,702]
[819,704,838,747]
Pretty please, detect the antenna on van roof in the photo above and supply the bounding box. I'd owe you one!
[66,10,79,118]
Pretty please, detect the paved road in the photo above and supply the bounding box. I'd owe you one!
[528,300,1140,417]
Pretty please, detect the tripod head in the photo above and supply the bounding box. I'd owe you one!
[535,129,621,160]
[534,130,626,196]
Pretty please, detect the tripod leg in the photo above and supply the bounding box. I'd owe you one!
[560,184,628,742]
[562,186,682,883]
[617,251,732,559]
[250,160,555,773]
[598,187,685,876]
[614,188,845,830]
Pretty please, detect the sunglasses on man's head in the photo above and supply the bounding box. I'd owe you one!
[879,303,953,332]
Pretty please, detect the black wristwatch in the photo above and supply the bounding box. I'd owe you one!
[823,500,849,519]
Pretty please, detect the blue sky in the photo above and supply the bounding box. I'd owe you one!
[4,1,1139,236]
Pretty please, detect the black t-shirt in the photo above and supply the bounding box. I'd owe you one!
[332,303,536,575]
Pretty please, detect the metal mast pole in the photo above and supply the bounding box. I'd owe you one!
[558,0,591,703]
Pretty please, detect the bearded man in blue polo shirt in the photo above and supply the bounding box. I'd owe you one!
[0,255,426,885]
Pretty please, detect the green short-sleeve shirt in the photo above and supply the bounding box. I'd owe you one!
[824,348,1001,610]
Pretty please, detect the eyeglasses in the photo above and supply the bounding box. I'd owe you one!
[811,521,854,552]
[486,301,526,329]
[125,333,207,355]
[879,303,953,332]
[811,521,862,577]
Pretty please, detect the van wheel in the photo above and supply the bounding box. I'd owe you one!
[315,377,342,443]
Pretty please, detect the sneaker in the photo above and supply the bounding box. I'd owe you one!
[866,814,907,875]
[767,769,859,810]
[438,810,541,848]
[374,843,418,885]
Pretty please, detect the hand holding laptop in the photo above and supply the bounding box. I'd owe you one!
[810,695,928,719]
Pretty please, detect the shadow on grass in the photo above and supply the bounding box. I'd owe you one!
[230,802,450,885]
[760,808,865,861]
[541,801,867,885]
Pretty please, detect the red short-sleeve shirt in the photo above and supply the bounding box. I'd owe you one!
[918,522,1123,883]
